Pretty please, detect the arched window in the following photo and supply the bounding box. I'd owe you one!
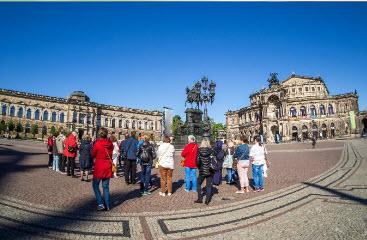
[25,122,31,133]
[79,113,85,124]
[10,106,15,117]
[255,112,260,122]
[151,122,154,130]
[310,105,317,117]
[138,121,142,129]
[43,110,49,121]
[119,119,122,128]
[104,118,108,127]
[87,113,92,124]
[145,122,148,130]
[26,108,32,119]
[34,109,40,120]
[125,120,129,129]
[52,112,57,122]
[290,107,297,117]
[60,112,65,123]
[328,104,334,115]
[300,106,307,117]
[319,104,326,115]
[72,111,77,123]
[2,104,7,116]
[132,120,136,129]
[17,107,24,118]
[111,119,116,128]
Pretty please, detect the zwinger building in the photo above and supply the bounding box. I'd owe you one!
[0,88,163,140]
[226,74,366,143]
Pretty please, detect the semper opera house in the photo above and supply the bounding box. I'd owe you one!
[0,88,163,140]
[226,73,366,143]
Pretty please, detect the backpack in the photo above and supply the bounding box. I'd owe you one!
[139,146,151,163]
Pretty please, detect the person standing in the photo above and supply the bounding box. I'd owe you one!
[234,136,250,194]
[137,136,156,195]
[157,135,175,196]
[212,141,225,186]
[47,135,53,168]
[79,135,93,181]
[56,132,66,173]
[181,135,198,192]
[223,140,235,184]
[64,131,78,177]
[91,127,114,211]
[195,138,215,205]
[119,133,130,168]
[249,136,268,192]
[110,135,120,178]
[51,135,60,172]
[121,131,139,184]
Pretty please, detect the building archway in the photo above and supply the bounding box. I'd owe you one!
[321,123,327,139]
[292,126,298,141]
[78,128,84,140]
[362,118,367,135]
[330,122,336,138]
[302,125,308,140]
[312,123,318,139]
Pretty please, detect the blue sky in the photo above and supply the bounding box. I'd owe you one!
[0,2,366,124]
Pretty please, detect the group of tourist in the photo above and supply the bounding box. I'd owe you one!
[46,129,269,211]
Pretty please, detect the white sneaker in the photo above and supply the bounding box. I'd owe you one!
[159,192,166,196]
[235,190,245,194]
[167,193,172,196]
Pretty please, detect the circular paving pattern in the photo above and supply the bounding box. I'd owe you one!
[1,138,366,239]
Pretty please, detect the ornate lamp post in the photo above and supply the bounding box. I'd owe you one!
[200,76,216,122]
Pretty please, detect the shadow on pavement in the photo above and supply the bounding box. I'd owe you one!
[303,182,367,205]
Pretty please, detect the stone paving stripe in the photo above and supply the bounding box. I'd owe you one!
[158,193,334,235]
[139,216,153,240]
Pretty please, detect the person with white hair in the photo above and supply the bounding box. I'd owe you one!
[181,135,198,192]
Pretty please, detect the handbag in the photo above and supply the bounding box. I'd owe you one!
[104,148,115,173]
[68,145,76,153]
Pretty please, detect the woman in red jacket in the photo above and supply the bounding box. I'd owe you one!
[92,127,113,211]
[181,135,198,192]
[63,132,78,177]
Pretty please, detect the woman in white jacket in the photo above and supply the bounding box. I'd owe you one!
[110,135,120,178]
[157,135,175,196]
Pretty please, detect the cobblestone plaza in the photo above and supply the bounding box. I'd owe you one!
[0,138,366,239]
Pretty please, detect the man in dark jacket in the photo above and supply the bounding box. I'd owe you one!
[137,136,156,195]
[121,131,139,184]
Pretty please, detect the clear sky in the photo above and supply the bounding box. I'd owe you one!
[0,2,366,124]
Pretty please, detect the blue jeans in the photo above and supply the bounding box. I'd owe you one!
[226,168,234,183]
[185,167,197,192]
[92,178,110,209]
[252,164,264,190]
[140,164,152,192]
[52,155,59,171]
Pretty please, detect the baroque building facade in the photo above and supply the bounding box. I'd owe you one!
[226,74,365,143]
[0,89,163,140]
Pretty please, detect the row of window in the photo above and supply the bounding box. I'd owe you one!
[2,105,156,131]
[289,86,321,93]
[2,105,65,123]
[289,104,334,117]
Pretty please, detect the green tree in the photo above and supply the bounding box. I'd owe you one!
[172,115,183,135]
[50,126,57,136]
[16,122,23,133]
[0,121,6,133]
[211,122,226,140]
[42,126,47,140]
[7,120,15,132]
[30,124,38,138]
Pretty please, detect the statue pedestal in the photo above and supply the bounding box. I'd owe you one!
[184,108,204,136]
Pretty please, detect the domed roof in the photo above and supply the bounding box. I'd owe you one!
[68,91,90,102]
